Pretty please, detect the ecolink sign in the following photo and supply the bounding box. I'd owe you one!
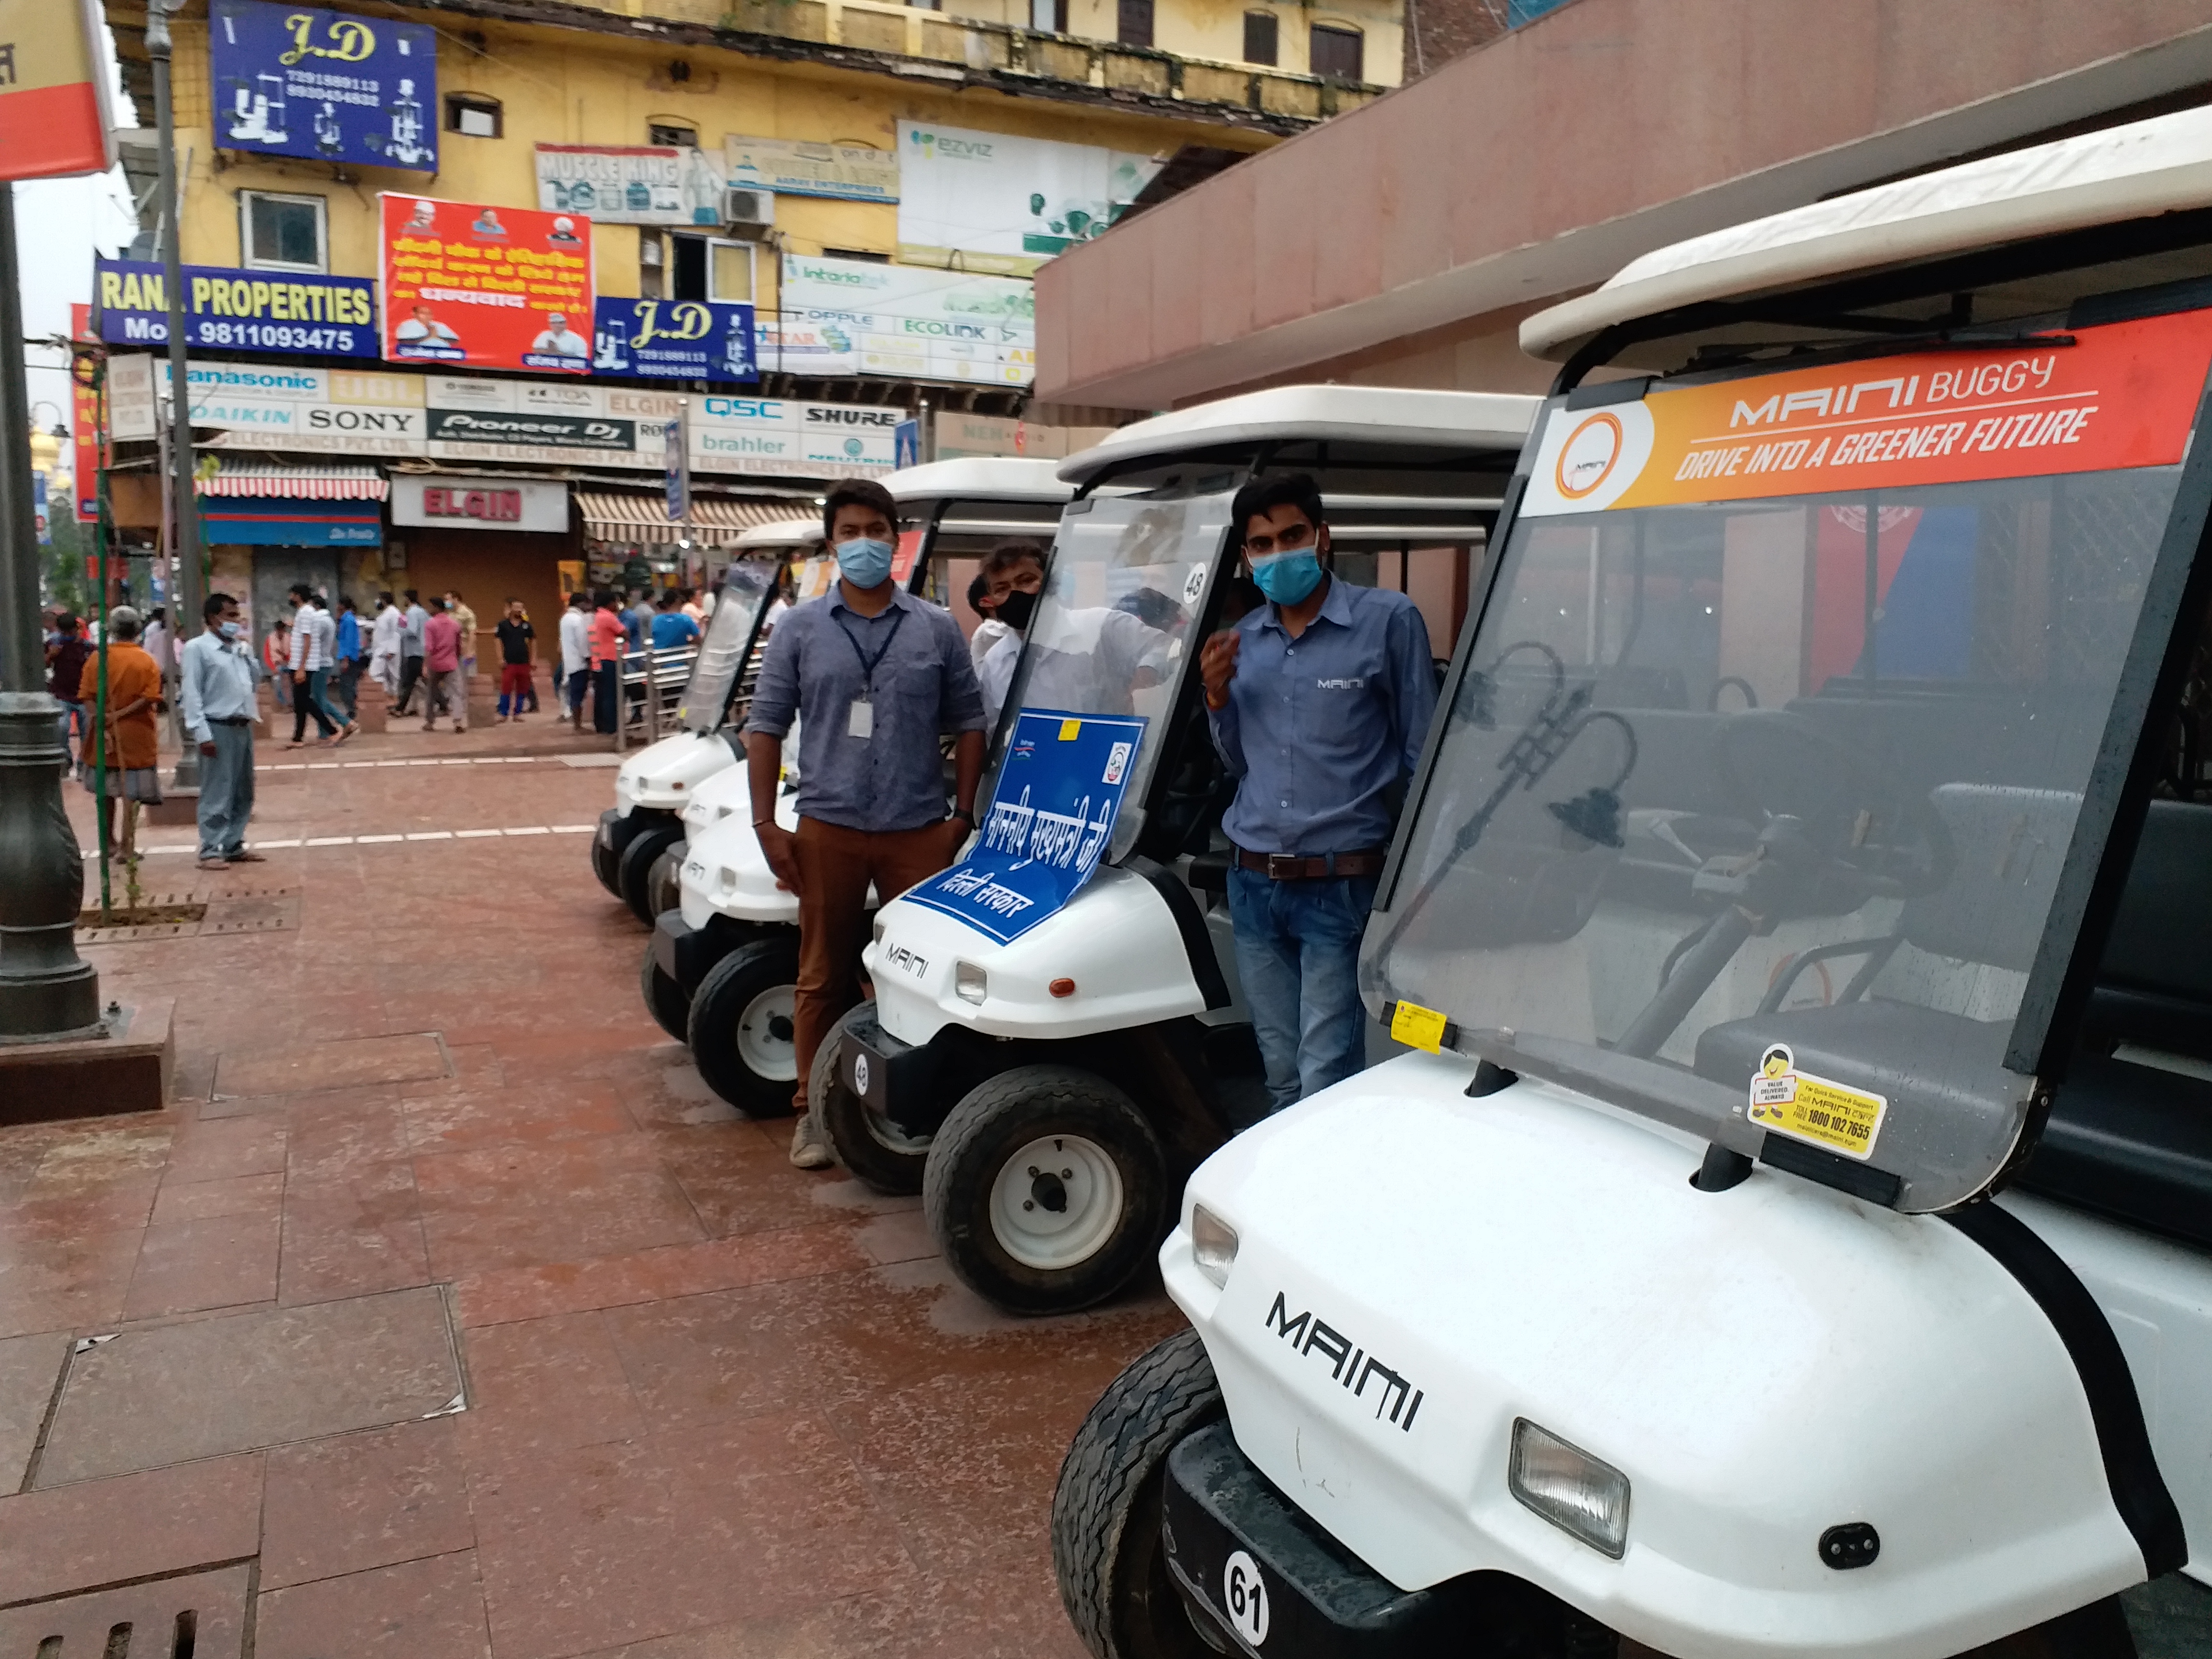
[591,299,757,384]
[209,0,436,172]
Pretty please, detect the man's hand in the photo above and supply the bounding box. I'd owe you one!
[756,821,803,896]
[937,815,972,870]
[1200,629,1241,711]
[198,740,218,757]
[291,669,305,685]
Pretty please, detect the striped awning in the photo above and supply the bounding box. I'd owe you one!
[577,492,805,546]
[195,459,388,501]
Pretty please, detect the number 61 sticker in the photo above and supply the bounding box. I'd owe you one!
[1223,1549,1270,1645]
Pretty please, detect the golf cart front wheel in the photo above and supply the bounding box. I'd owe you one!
[686,935,800,1117]
[925,1066,1166,1315]
[646,847,684,919]
[618,825,682,925]
[590,826,622,896]
[638,942,690,1043]
[1053,1328,1224,1659]
[815,1004,930,1196]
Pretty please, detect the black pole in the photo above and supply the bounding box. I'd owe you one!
[148,0,203,791]
[0,180,102,1040]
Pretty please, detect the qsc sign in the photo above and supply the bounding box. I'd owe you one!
[703,396,785,420]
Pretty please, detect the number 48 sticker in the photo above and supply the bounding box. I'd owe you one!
[1223,1549,1270,1645]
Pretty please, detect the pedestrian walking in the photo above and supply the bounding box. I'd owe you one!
[264,618,292,711]
[446,589,479,692]
[45,612,90,777]
[559,589,592,730]
[519,602,542,712]
[285,584,354,747]
[394,589,428,715]
[181,592,266,872]
[141,606,170,688]
[76,606,165,862]
[743,478,986,1166]
[369,591,404,696]
[420,596,469,732]
[334,595,363,719]
[495,597,536,722]
[1201,474,1436,1112]
[590,589,625,735]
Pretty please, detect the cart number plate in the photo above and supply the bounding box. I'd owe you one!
[1747,1043,1887,1161]
[1389,1000,1449,1055]
[1222,1549,1270,1646]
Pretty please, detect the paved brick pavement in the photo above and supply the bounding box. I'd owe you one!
[8,716,1181,1657]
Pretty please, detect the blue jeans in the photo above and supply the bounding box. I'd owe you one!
[1226,865,1379,1113]
[197,722,256,860]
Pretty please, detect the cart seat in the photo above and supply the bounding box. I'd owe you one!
[1691,1000,2017,1125]
[2020,1052,2212,1248]
[2081,800,2212,1066]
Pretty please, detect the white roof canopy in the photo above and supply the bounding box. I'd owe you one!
[888,456,1072,505]
[731,517,823,550]
[1523,104,2212,362]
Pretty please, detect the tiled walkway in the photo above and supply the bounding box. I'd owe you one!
[7,718,1180,1657]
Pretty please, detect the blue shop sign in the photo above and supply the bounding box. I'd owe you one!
[210,0,436,172]
[590,299,757,384]
[901,709,1146,945]
[199,497,383,547]
[95,259,378,359]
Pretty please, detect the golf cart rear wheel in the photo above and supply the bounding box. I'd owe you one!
[590,827,622,895]
[646,847,683,919]
[1053,1328,1224,1659]
[686,936,801,1117]
[618,825,682,925]
[815,1004,930,1196]
[638,942,690,1043]
[925,1066,1166,1315]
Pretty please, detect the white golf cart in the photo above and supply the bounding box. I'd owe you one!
[828,389,1538,1314]
[648,457,1076,1114]
[1054,106,2212,1659]
[590,519,815,922]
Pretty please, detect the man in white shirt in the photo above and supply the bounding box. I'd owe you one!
[559,589,593,731]
[530,312,590,358]
[181,592,266,871]
[369,591,405,695]
[284,583,353,746]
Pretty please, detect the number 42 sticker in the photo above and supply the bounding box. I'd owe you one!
[1223,1549,1270,1645]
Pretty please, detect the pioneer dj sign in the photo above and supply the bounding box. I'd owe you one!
[390,474,570,533]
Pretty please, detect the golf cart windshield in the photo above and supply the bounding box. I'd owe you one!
[1368,313,2212,1212]
[990,488,1230,863]
[675,558,775,733]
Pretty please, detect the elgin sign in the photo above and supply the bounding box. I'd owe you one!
[391,475,570,535]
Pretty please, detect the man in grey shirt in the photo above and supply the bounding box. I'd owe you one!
[394,588,429,716]
[744,477,986,1166]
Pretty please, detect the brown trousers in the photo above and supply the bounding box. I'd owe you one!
[792,816,954,1113]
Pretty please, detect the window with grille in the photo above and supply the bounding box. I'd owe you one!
[239,192,326,273]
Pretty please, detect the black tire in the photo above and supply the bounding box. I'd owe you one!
[639,941,690,1042]
[618,825,682,925]
[1052,1328,1223,1659]
[686,935,801,1117]
[590,825,622,896]
[814,1004,930,1196]
[924,1066,1167,1315]
[646,847,684,919]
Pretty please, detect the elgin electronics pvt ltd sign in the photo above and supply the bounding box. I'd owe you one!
[390,475,570,534]
[0,0,115,180]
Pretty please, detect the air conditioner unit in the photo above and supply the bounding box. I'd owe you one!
[723,187,776,234]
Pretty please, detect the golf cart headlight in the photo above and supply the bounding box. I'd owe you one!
[717,866,737,894]
[954,962,987,1005]
[872,918,887,946]
[1191,1205,1238,1288]
[1509,1419,1629,1559]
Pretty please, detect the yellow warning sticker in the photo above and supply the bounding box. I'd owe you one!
[1746,1043,1886,1161]
[1390,1000,1449,1055]
[1058,718,1082,740]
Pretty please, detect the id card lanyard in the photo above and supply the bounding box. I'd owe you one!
[836,604,906,739]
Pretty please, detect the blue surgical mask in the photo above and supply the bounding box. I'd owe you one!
[836,537,895,590]
[219,621,242,640]
[1249,549,1323,606]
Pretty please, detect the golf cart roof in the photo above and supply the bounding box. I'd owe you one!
[888,457,1073,505]
[1522,104,2212,374]
[730,517,822,551]
[1058,386,1542,485]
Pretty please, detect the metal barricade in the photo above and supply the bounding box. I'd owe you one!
[615,644,701,750]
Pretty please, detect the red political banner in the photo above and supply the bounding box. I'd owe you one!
[0,0,114,180]
[70,301,101,522]
[378,193,593,375]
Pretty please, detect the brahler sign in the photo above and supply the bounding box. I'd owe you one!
[0,0,114,180]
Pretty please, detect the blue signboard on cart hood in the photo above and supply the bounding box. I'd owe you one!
[209,0,437,172]
[901,709,1146,945]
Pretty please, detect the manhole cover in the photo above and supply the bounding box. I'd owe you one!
[0,1563,248,1657]
[200,892,299,935]
[74,891,298,944]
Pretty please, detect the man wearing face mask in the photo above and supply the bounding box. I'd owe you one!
[181,591,267,872]
[1200,473,1436,1113]
[744,478,988,1167]
[973,540,1044,728]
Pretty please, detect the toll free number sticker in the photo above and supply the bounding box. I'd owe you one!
[1748,1043,1887,1161]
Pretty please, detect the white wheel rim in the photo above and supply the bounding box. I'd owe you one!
[733,983,797,1082]
[988,1134,1124,1271]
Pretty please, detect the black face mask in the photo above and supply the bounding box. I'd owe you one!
[993,588,1038,632]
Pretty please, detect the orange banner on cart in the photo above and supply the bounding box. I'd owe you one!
[1520,309,2212,516]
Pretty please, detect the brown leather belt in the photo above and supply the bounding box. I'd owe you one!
[1235,847,1387,880]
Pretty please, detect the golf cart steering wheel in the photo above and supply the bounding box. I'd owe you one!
[1711,710,1955,902]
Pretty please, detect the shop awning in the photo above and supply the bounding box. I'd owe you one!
[196,459,388,500]
[577,492,804,546]
[199,497,383,546]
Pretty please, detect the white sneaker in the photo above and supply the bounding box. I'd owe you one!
[789,1112,833,1169]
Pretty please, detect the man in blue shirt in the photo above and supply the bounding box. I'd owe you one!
[334,596,363,721]
[745,478,986,1165]
[1202,474,1437,1112]
[649,592,702,651]
[180,591,268,872]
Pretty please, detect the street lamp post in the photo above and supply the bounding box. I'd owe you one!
[0,182,102,1041]
[147,0,204,791]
